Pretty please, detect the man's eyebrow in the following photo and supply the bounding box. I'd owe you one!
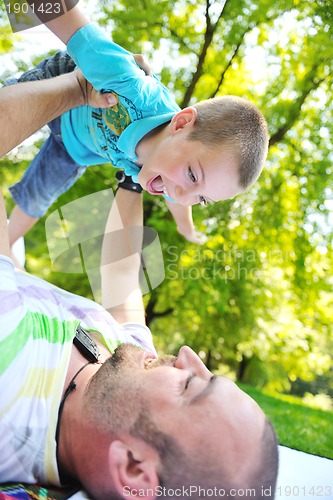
[190,375,218,405]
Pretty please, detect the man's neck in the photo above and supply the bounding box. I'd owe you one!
[56,361,101,484]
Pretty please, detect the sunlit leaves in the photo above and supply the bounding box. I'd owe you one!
[1,0,332,396]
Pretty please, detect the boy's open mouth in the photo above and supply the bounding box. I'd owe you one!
[146,175,170,197]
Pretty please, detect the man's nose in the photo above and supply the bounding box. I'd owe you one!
[174,346,211,378]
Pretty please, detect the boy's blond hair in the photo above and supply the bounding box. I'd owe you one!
[189,96,269,189]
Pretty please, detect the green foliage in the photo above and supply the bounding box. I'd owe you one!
[0,6,16,54]
[0,26,16,53]
[240,383,333,459]
[1,0,332,410]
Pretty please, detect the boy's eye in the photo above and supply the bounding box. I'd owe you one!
[188,168,207,205]
[199,196,207,207]
[188,167,197,183]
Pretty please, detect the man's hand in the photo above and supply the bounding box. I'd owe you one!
[75,53,152,109]
[0,72,100,158]
[75,69,117,108]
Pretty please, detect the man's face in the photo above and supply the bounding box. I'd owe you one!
[137,119,242,207]
[93,344,265,480]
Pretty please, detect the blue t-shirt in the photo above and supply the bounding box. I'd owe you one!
[62,24,180,183]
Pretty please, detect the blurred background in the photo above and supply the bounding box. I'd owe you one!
[1,0,332,456]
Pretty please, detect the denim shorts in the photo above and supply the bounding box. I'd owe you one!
[5,51,75,84]
[9,118,86,217]
[7,52,85,218]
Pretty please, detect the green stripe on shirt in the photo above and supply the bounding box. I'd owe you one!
[0,312,78,375]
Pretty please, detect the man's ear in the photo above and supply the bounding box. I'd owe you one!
[108,439,160,499]
[170,107,198,134]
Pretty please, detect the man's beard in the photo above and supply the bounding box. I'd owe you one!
[109,343,176,370]
[84,343,176,432]
[82,345,186,500]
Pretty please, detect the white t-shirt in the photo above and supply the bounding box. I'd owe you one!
[0,256,156,485]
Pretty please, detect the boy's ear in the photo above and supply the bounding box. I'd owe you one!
[170,107,198,133]
[108,439,160,499]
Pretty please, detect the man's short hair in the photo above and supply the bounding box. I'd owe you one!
[189,96,269,189]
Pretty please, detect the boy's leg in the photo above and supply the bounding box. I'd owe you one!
[6,53,81,246]
[5,51,75,86]
[8,206,39,247]
[8,116,86,245]
[7,216,27,270]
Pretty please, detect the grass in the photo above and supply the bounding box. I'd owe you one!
[239,383,333,460]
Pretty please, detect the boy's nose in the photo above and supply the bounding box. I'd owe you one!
[174,185,197,206]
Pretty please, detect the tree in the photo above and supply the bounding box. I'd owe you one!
[1,0,332,393]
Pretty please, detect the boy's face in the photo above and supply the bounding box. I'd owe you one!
[137,108,242,206]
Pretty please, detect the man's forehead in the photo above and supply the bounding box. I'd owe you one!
[192,374,258,416]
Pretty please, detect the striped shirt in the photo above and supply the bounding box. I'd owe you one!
[0,256,156,485]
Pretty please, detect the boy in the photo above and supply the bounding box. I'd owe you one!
[7,5,269,248]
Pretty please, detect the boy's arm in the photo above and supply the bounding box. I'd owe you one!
[165,201,207,244]
[101,189,146,325]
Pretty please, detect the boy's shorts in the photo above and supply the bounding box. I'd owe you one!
[9,118,86,218]
[5,51,75,84]
[7,52,86,218]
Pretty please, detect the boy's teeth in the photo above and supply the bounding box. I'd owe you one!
[163,185,169,196]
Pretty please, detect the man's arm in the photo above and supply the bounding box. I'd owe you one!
[24,2,89,44]
[0,72,83,157]
[101,189,145,324]
[0,70,116,158]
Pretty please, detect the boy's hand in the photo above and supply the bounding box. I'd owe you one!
[177,226,208,245]
[166,201,207,245]
[132,54,153,76]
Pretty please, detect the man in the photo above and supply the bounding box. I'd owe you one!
[0,54,278,500]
